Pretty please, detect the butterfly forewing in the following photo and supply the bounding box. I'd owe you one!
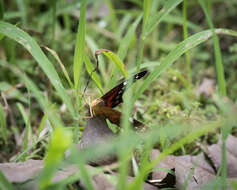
[101,70,148,108]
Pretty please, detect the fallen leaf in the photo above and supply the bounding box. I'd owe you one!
[151,150,216,189]
[207,135,237,177]
[78,116,117,165]
[150,135,237,189]
[0,159,43,182]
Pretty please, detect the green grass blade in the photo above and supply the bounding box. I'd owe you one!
[77,161,94,190]
[104,0,118,33]
[73,0,87,90]
[49,0,57,41]
[142,0,151,35]
[199,2,227,187]
[163,15,202,31]
[16,0,27,25]
[86,36,107,81]
[182,0,192,86]
[136,0,151,71]
[109,15,142,87]
[117,14,132,38]
[0,103,7,143]
[127,118,228,190]
[118,15,142,61]
[134,28,237,103]
[43,46,74,88]
[72,0,87,143]
[0,0,4,20]
[39,127,72,189]
[0,171,15,190]
[144,0,183,38]
[199,0,226,96]
[84,55,103,94]
[0,21,75,117]
[36,114,47,138]
[16,102,31,161]
[21,74,63,128]
[102,50,128,78]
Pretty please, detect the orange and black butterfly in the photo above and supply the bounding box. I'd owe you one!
[90,70,148,131]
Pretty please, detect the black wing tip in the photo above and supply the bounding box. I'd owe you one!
[134,69,149,79]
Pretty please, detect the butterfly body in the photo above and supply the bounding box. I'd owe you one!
[90,70,148,130]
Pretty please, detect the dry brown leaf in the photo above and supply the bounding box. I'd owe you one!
[207,135,237,177]
[151,150,216,189]
[0,159,44,182]
[77,116,117,165]
[150,135,237,189]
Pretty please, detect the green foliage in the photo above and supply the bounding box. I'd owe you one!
[0,103,7,143]
[40,127,72,189]
[73,0,87,90]
[0,171,15,190]
[0,0,237,189]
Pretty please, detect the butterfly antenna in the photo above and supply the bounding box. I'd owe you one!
[82,52,100,98]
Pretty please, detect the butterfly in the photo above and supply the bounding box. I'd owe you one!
[89,70,148,131]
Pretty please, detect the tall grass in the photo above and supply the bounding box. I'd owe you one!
[0,0,237,189]
[182,0,192,86]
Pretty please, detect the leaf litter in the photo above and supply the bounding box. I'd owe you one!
[1,116,237,189]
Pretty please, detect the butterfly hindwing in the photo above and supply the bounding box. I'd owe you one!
[101,70,148,108]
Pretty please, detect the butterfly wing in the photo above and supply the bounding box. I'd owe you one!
[101,70,148,108]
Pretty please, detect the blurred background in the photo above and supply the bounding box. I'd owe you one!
[0,0,237,162]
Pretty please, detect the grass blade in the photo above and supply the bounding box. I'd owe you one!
[84,55,103,94]
[136,0,151,71]
[182,0,192,86]
[127,117,230,190]
[16,102,31,161]
[0,171,15,190]
[144,0,183,38]
[118,15,142,61]
[0,0,4,20]
[104,0,118,33]
[39,127,72,189]
[0,21,75,117]
[109,15,142,88]
[16,0,27,25]
[134,28,237,103]
[0,103,7,143]
[21,74,63,128]
[199,0,226,96]
[98,49,128,78]
[43,46,74,88]
[73,0,87,90]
